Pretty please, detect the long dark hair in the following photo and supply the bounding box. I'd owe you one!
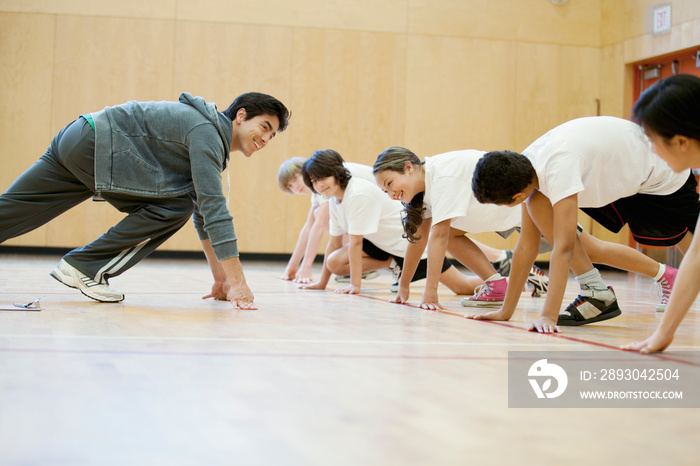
[633,74,700,141]
[374,146,426,243]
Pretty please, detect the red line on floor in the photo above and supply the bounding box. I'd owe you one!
[357,293,700,368]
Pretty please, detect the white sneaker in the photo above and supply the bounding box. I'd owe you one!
[526,265,549,297]
[50,259,124,303]
[388,262,401,292]
[334,271,380,283]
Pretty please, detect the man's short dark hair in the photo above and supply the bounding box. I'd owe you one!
[301,149,351,194]
[472,151,536,205]
[223,92,290,132]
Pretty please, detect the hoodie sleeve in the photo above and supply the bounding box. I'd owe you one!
[187,123,238,261]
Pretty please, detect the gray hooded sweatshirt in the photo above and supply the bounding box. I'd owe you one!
[90,92,238,260]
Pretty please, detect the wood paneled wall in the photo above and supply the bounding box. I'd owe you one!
[1,0,698,254]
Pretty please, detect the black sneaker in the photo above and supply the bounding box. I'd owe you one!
[558,286,621,326]
[492,250,513,277]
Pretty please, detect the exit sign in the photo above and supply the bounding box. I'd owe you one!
[653,4,671,35]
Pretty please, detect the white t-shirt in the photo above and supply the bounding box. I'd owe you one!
[329,177,418,258]
[310,192,327,209]
[345,162,375,184]
[423,150,522,233]
[311,162,375,208]
[523,116,690,208]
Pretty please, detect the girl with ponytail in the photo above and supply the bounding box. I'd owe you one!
[373,147,549,310]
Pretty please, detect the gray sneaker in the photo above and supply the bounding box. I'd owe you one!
[334,270,380,283]
[50,259,124,303]
[492,250,513,277]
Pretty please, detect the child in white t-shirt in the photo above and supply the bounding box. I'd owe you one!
[297,149,482,295]
[471,116,698,333]
[277,158,375,283]
[373,148,550,310]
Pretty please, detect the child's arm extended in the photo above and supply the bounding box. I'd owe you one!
[623,220,700,352]
[335,234,364,294]
[528,193,579,333]
[282,205,315,280]
[469,203,540,321]
[298,234,342,290]
[296,203,330,283]
[391,220,430,304]
[421,219,451,310]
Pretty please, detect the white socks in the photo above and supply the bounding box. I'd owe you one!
[653,264,666,282]
[485,273,504,283]
[575,268,607,290]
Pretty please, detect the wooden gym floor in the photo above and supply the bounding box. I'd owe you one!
[1,253,699,466]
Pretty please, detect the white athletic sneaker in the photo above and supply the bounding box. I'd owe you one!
[50,259,124,303]
[389,262,402,292]
[335,271,380,283]
[526,265,549,297]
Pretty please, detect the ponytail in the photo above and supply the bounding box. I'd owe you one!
[402,192,426,243]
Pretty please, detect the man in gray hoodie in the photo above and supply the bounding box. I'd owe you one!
[0,92,290,310]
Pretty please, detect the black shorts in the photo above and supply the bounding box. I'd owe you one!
[581,173,700,247]
[362,238,452,281]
